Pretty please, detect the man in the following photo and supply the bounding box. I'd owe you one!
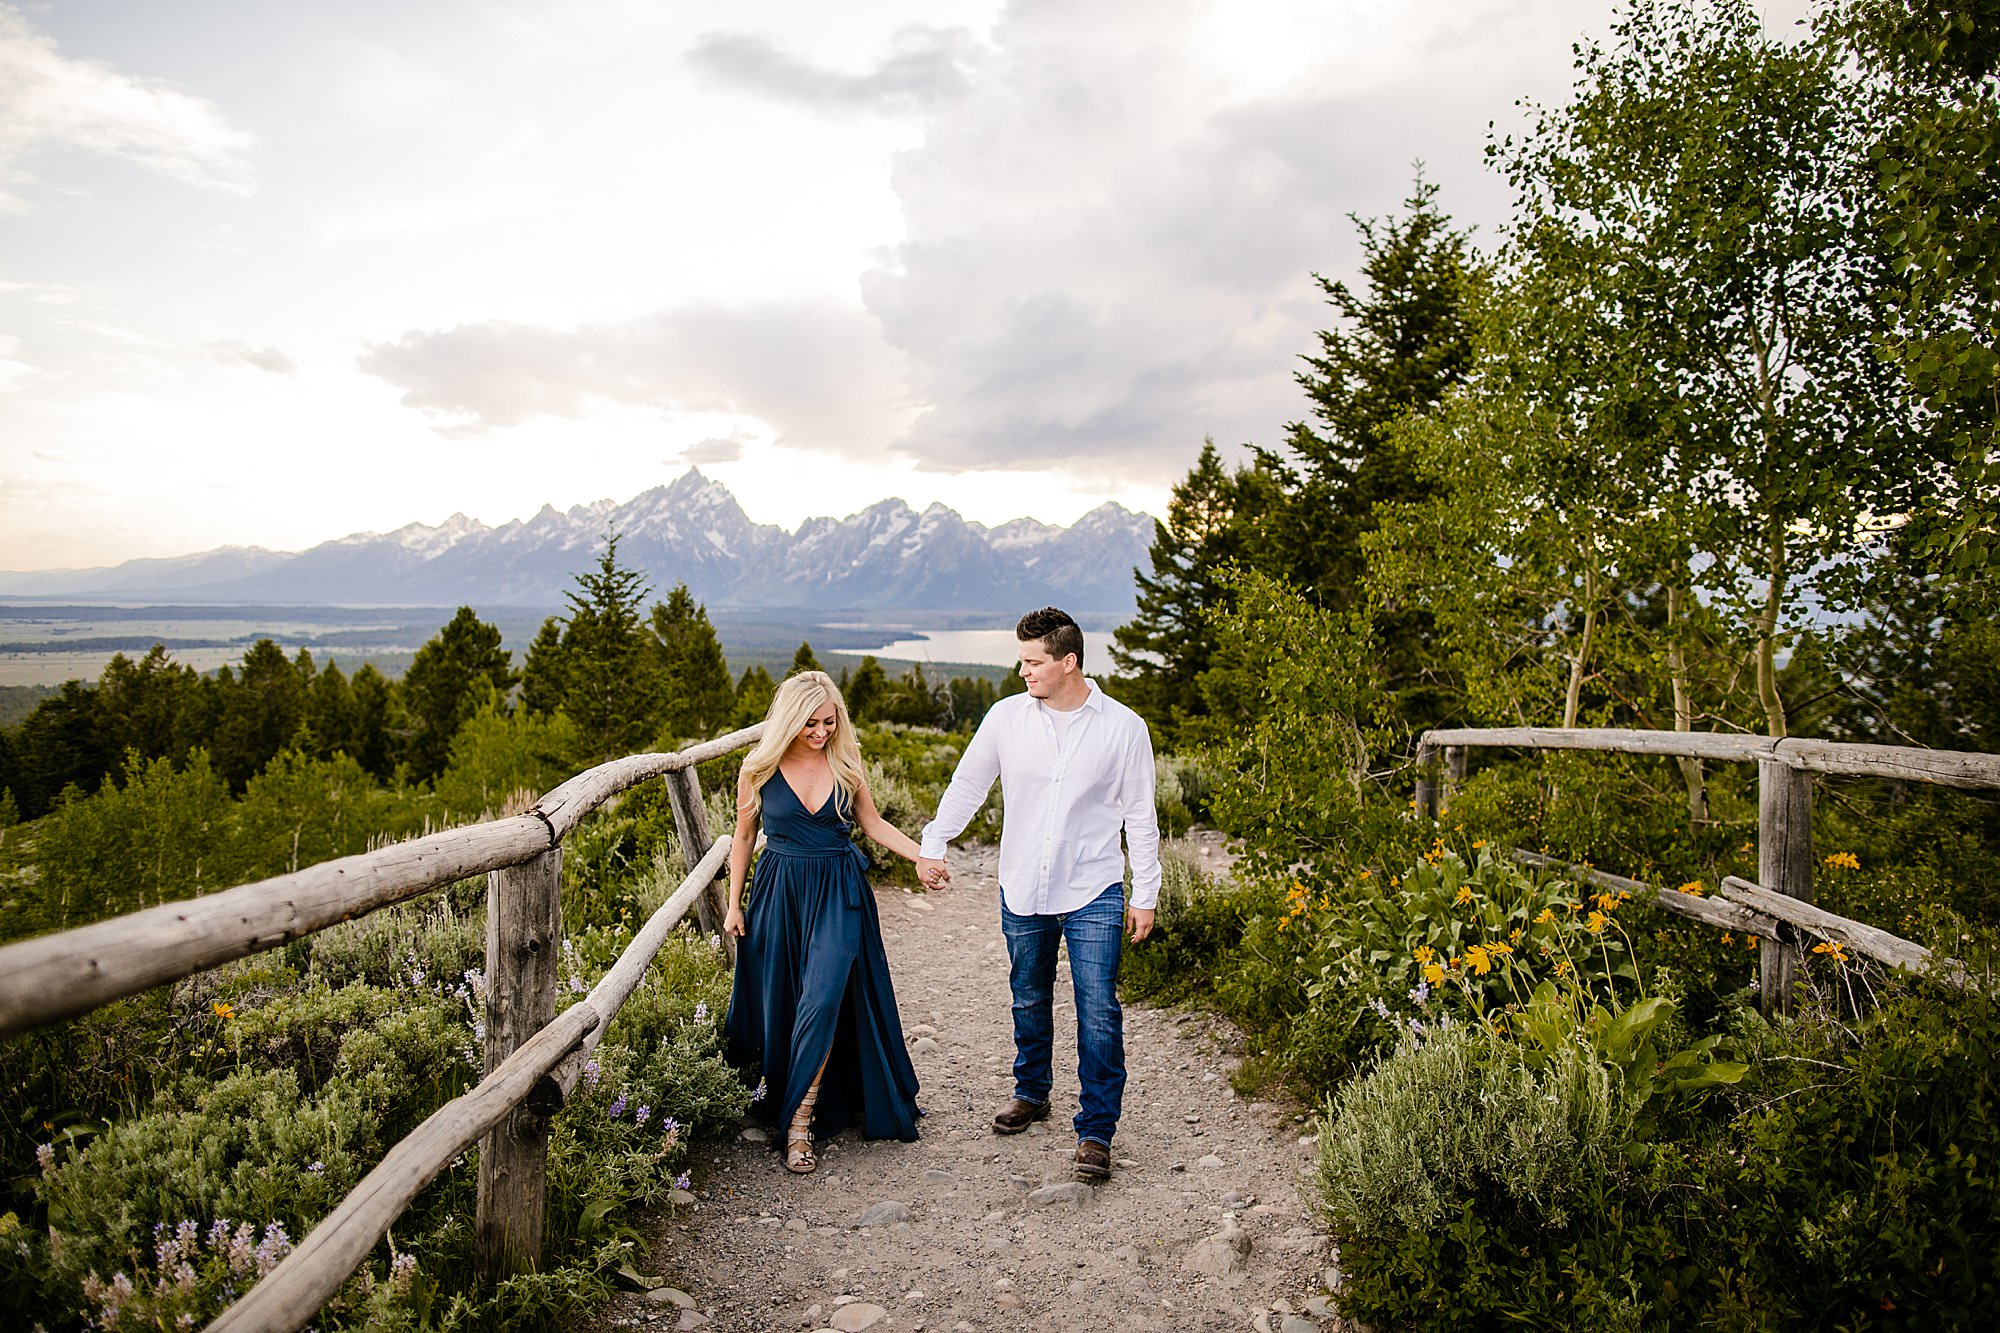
[917,606,1160,1182]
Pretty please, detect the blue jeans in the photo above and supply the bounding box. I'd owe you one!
[1000,883,1126,1146]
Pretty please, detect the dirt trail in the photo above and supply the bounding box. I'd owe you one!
[595,838,1342,1333]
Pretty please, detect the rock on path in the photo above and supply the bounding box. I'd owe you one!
[592,838,1343,1332]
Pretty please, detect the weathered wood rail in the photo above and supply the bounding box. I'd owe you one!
[0,722,767,1332]
[1414,728,1998,1011]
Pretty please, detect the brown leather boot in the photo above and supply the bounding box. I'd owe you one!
[990,1097,1051,1134]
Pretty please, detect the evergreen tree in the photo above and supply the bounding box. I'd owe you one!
[401,607,517,779]
[345,662,400,780]
[845,656,889,723]
[302,660,356,761]
[734,665,777,726]
[945,674,1001,731]
[211,641,312,787]
[648,584,735,740]
[1272,172,1484,604]
[9,682,109,818]
[519,617,568,716]
[95,645,200,767]
[551,533,662,760]
[1111,440,1276,734]
[789,641,824,677]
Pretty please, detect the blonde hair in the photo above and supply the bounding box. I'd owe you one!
[737,670,867,819]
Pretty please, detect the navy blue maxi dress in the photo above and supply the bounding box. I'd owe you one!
[723,771,921,1146]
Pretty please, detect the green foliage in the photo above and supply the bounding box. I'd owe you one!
[432,692,581,820]
[648,585,734,742]
[1200,567,1378,885]
[31,749,233,931]
[402,608,517,781]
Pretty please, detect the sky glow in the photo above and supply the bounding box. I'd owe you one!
[0,0,1815,571]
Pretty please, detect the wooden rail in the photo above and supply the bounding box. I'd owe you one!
[1418,728,1997,1013]
[0,724,767,1332]
[208,835,736,1332]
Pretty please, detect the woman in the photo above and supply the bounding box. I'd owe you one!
[721,671,941,1173]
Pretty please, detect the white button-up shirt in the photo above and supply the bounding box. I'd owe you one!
[921,679,1162,914]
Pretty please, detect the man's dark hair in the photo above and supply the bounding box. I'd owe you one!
[1016,606,1084,669]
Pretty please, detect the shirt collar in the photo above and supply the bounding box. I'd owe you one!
[1039,678,1103,715]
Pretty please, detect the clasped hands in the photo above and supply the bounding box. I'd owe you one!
[915,855,952,891]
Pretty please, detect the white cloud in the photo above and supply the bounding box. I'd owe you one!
[356,300,912,456]
[688,25,977,114]
[0,5,255,212]
[208,341,296,375]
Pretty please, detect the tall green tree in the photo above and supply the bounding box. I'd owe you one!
[95,646,200,767]
[844,657,889,723]
[401,607,517,779]
[519,617,568,717]
[789,641,824,677]
[648,585,734,741]
[734,665,777,726]
[534,533,662,760]
[1111,440,1279,735]
[9,682,110,818]
[210,641,311,787]
[1484,0,1936,737]
[1270,173,1485,605]
[1837,0,2000,606]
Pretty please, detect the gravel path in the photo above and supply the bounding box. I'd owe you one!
[595,837,1341,1333]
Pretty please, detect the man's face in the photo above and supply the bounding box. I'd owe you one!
[1017,639,1075,697]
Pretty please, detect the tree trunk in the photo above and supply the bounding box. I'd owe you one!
[1667,585,1707,824]
[1755,523,1789,739]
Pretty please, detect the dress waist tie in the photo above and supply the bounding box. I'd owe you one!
[762,840,871,908]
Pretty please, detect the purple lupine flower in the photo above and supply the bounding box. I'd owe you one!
[634,1104,652,1126]
[1369,997,1391,1020]
[226,1222,257,1275]
[34,1143,53,1174]
[583,1059,601,1089]
[254,1222,293,1275]
[1409,980,1431,1004]
[207,1218,232,1250]
[674,1172,691,1190]
[660,1116,681,1135]
[608,1093,627,1119]
[389,1252,418,1294]
[308,1160,325,1177]
[750,1077,767,1103]
[1407,1017,1425,1035]
[692,1001,709,1022]
[568,975,585,994]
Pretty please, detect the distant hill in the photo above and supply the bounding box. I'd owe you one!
[0,471,1157,616]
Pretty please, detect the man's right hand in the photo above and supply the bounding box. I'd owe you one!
[917,855,951,890]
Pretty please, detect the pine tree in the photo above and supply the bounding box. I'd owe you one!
[789,641,825,677]
[520,617,568,716]
[649,584,735,740]
[401,607,517,779]
[1270,171,1483,606]
[547,533,663,760]
[734,665,777,726]
[845,656,889,723]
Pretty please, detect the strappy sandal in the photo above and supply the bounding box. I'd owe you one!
[785,1081,820,1174]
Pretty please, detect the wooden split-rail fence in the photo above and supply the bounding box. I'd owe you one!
[1412,728,2000,1010]
[0,723,768,1333]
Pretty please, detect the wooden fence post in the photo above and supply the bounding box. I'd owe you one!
[664,765,734,966]
[476,846,561,1279]
[1444,746,1468,808]
[1757,759,1814,1016]
[1414,742,1441,820]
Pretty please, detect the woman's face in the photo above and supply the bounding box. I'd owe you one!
[797,700,838,751]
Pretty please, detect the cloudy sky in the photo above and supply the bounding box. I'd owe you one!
[0,0,1813,572]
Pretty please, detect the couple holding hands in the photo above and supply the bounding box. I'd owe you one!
[721,607,1161,1183]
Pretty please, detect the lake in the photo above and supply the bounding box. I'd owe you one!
[852,627,1105,670]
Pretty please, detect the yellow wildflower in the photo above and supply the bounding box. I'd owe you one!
[1422,963,1444,986]
[1465,945,1492,975]
[1414,945,1436,964]
[1720,932,1734,945]
[1554,960,1571,977]
[1509,928,1523,943]
[212,1001,235,1020]
[1585,911,1608,935]
[1812,940,1851,963]
[1534,908,1555,925]
[1824,852,1861,871]
[1677,880,1706,897]
[1746,935,1760,950]
[1453,885,1473,906]
[1488,940,1514,957]
[1472,839,1487,850]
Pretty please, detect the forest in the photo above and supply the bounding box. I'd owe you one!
[2,0,1996,1328]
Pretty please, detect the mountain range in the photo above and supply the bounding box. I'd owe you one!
[0,471,1158,616]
